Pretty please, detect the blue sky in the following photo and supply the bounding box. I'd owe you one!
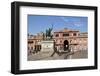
[28,15,88,35]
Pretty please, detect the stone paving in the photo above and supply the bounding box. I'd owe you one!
[28,50,88,61]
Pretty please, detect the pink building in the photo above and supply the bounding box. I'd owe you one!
[53,28,87,52]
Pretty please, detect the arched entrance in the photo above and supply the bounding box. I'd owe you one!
[64,40,69,51]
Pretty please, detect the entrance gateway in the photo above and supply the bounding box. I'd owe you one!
[64,40,69,51]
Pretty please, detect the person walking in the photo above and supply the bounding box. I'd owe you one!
[50,42,61,57]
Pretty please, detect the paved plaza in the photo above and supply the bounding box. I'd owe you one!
[28,50,88,61]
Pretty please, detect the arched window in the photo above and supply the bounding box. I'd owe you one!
[55,34,59,37]
[73,33,77,36]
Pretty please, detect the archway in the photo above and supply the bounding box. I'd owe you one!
[64,40,69,51]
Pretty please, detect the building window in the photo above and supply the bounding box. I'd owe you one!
[28,41,33,44]
[73,33,77,36]
[31,47,33,50]
[28,47,30,50]
[60,40,62,43]
[55,34,59,37]
[63,33,69,36]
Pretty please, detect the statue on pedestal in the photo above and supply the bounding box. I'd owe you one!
[45,25,53,40]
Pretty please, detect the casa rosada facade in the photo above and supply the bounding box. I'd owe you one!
[28,28,88,53]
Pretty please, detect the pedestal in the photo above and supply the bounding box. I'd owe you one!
[41,40,54,52]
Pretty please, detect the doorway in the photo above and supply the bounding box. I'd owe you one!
[64,40,69,51]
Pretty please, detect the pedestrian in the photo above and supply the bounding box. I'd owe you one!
[50,42,61,57]
[51,46,60,57]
